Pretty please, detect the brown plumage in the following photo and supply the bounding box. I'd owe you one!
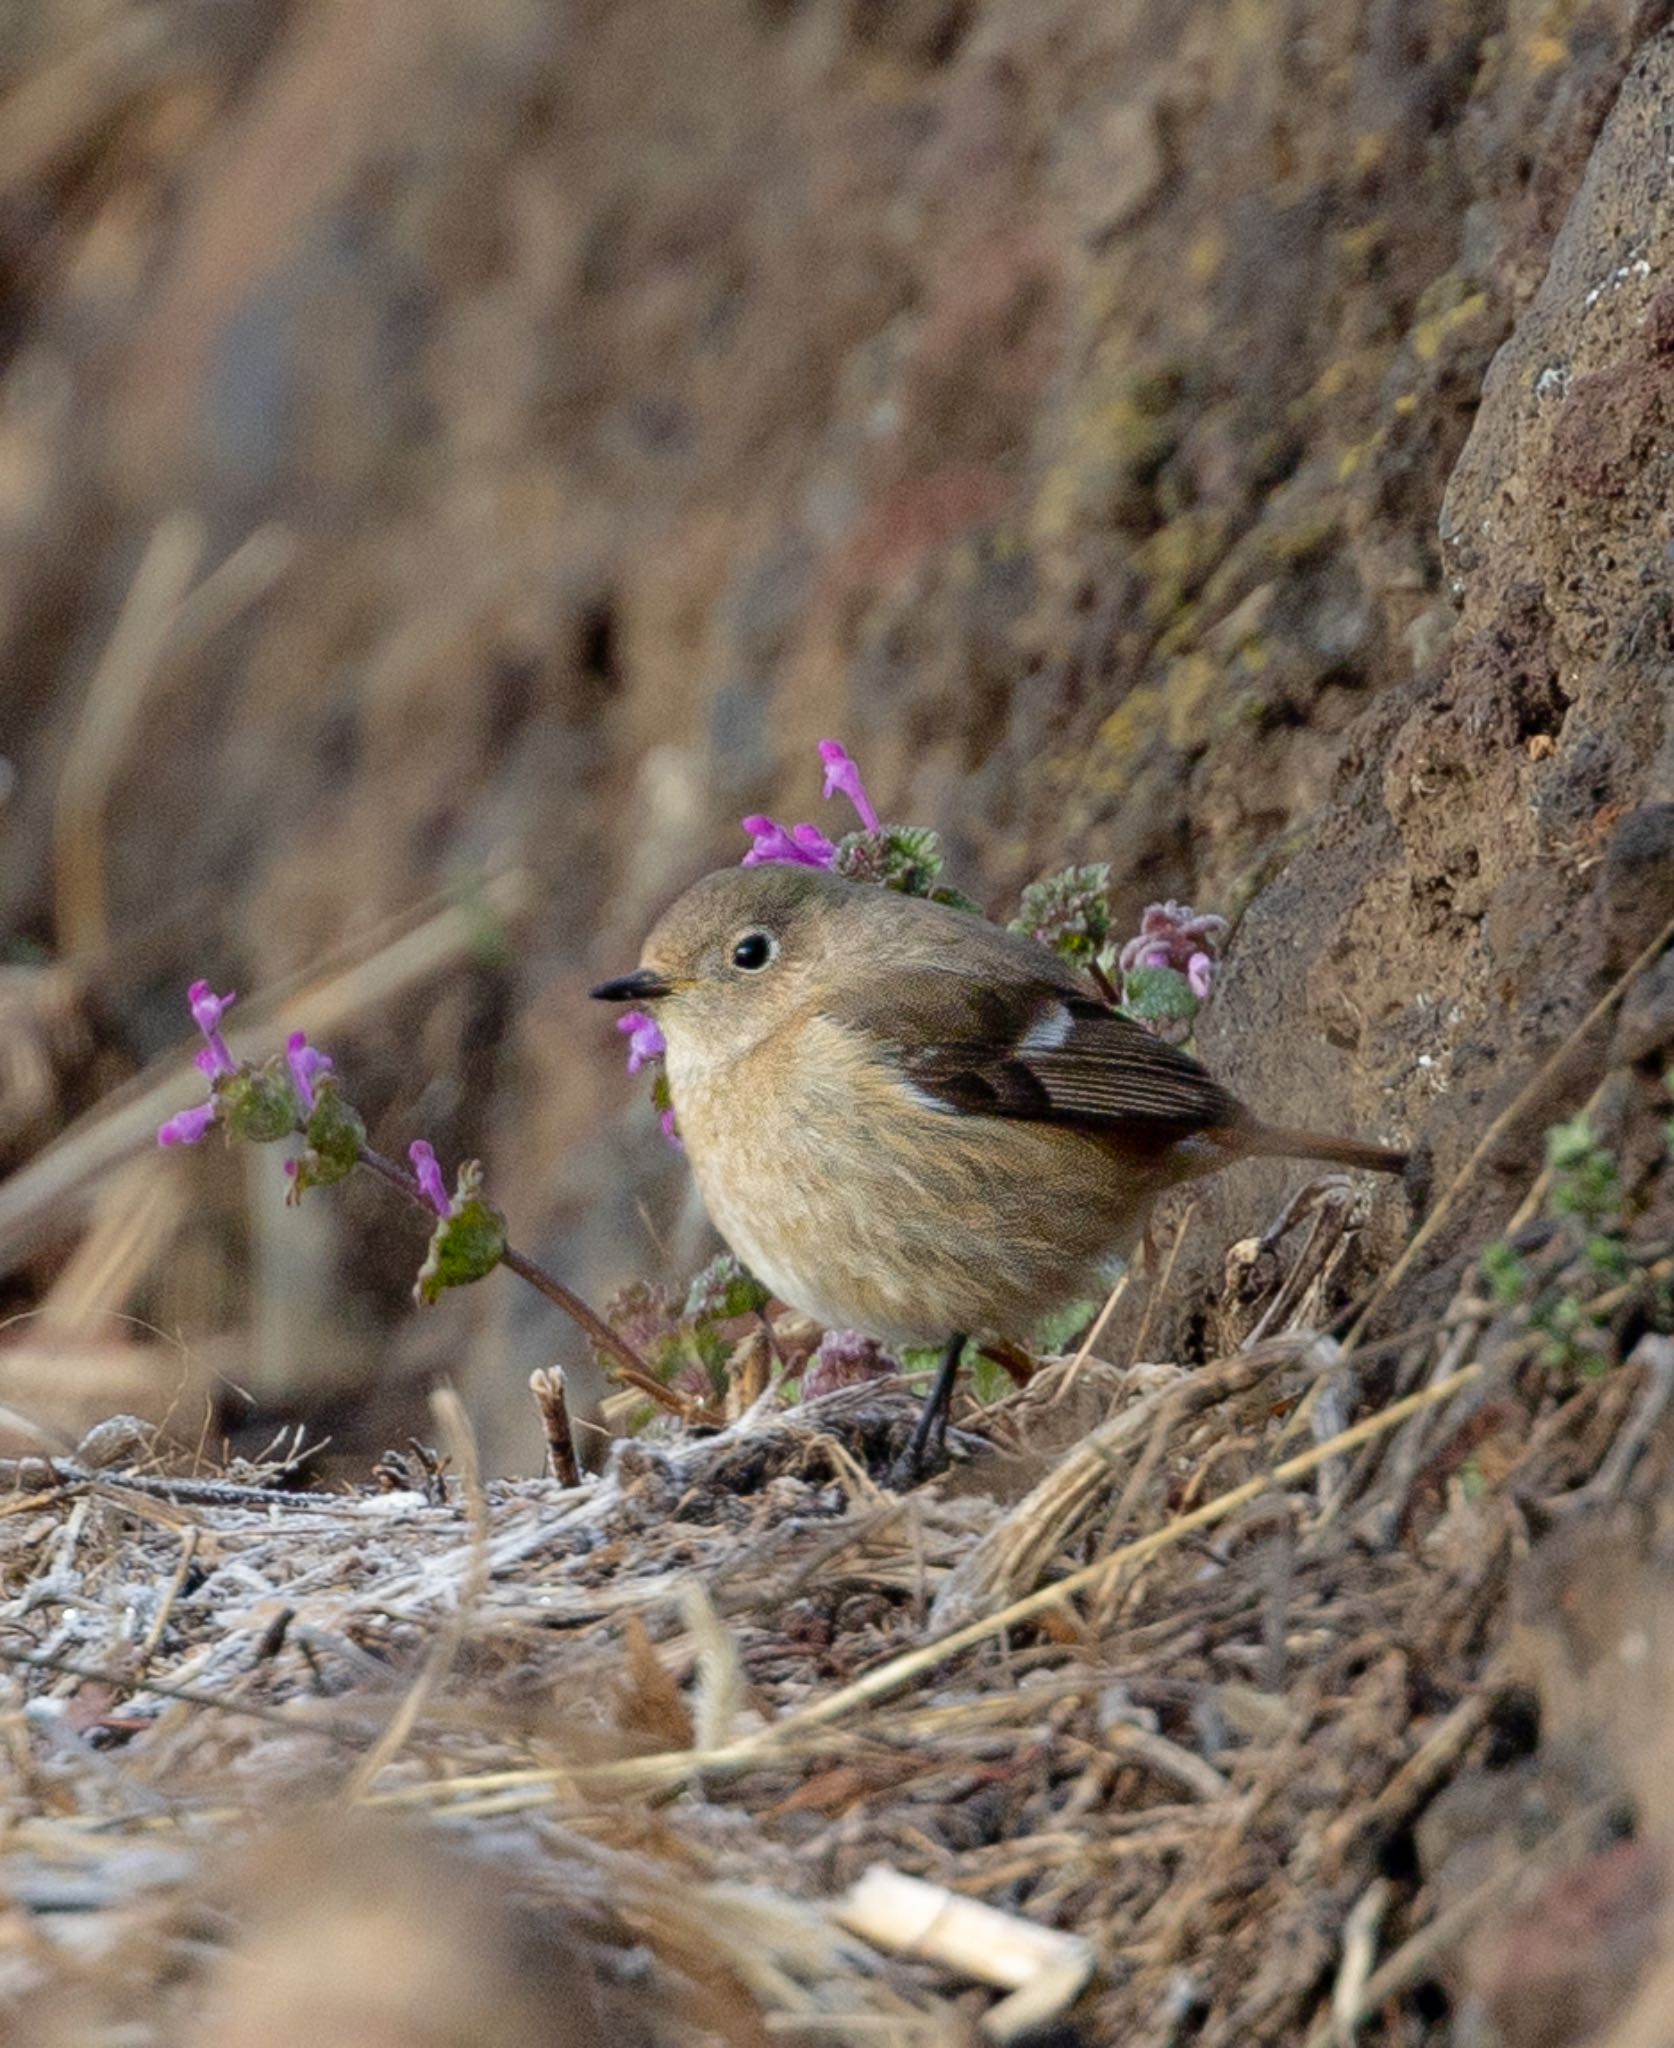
[593,865,1406,1357]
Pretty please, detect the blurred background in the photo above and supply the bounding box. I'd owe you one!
[0,0,1668,1474]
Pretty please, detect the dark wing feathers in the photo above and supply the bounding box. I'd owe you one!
[822,971,1247,1142]
[1020,1008,1244,1132]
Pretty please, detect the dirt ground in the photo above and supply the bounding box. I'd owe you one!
[1,1,1673,2041]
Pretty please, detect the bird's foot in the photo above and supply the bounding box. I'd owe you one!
[890,1331,966,1488]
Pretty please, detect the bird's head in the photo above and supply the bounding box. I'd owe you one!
[591,864,853,1055]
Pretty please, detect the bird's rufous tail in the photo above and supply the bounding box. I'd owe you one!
[1218,1122,1408,1175]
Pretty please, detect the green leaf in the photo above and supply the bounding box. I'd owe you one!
[286,1078,366,1199]
[1545,1113,1620,1226]
[683,1252,770,1323]
[1480,1238,1529,1307]
[1035,1298,1100,1353]
[1122,965,1199,1023]
[413,1161,508,1306]
[967,1351,1012,1406]
[1010,865,1114,965]
[1544,1113,1599,1173]
[833,825,948,897]
[682,1321,735,1396]
[218,1059,302,1144]
[899,1343,945,1379]
[928,884,984,914]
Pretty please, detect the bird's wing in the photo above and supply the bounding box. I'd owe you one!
[820,968,1247,1141]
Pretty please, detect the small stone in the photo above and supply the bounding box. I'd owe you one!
[75,1415,153,1469]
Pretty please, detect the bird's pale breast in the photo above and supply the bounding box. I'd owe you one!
[664,1009,1158,1344]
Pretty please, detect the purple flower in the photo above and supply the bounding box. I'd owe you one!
[409,1139,454,1218]
[614,1004,682,1149]
[818,740,881,833]
[286,1031,333,1112]
[618,1010,667,1075]
[1117,902,1228,987]
[158,1101,218,1148]
[737,742,883,869]
[740,815,837,868]
[802,1329,900,1400]
[157,979,241,1146]
[188,981,237,1074]
[1113,902,1228,1039]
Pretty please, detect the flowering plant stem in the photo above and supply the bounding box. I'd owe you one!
[349,1140,653,1383]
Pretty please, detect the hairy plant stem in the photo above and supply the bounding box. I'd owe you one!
[352,1142,652,1382]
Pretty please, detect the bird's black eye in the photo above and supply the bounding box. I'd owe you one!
[731,930,776,971]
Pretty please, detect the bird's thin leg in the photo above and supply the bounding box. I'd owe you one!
[904,1331,967,1479]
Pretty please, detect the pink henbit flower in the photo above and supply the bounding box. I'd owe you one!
[613,1007,681,1148]
[285,1031,333,1112]
[737,741,882,869]
[1118,901,1229,994]
[188,981,237,1074]
[158,1101,218,1148]
[617,1011,667,1075]
[409,1139,454,1218]
[818,740,881,833]
[739,815,837,868]
[802,1329,899,1400]
[157,980,241,1146]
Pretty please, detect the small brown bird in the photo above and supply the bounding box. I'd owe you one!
[594,865,1406,1471]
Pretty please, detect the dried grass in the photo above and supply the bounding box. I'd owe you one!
[1,1148,1671,2044]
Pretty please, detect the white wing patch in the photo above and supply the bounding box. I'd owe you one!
[1019,1001,1074,1053]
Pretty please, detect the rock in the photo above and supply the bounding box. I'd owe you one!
[1598,803,1674,974]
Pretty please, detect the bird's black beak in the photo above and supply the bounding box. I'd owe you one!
[590,968,673,1003]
